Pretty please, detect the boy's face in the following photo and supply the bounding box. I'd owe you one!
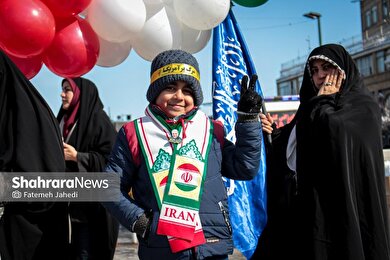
[155,80,195,118]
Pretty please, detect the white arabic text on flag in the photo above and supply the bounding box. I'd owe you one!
[211,9,267,259]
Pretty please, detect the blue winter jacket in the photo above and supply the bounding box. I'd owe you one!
[103,119,261,259]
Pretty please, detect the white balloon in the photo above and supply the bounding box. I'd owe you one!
[173,0,229,30]
[97,37,132,67]
[88,0,146,43]
[180,23,211,54]
[132,6,181,61]
[144,2,164,19]
[143,0,163,5]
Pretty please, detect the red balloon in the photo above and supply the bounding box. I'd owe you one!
[0,0,55,58]
[6,52,43,79]
[43,16,99,78]
[41,0,92,17]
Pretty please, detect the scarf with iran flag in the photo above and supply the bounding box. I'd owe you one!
[134,106,213,252]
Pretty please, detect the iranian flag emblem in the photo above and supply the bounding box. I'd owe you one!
[174,163,200,192]
[160,176,168,187]
[159,176,168,192]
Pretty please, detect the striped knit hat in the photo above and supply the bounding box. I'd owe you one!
[147,50,203,106]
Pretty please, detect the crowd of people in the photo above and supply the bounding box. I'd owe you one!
[0,45,389,260]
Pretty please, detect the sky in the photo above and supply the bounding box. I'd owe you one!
[31,0,362,120]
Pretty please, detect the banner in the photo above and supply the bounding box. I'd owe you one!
[212,9,267,259]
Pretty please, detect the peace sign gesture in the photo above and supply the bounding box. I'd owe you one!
[237,74,262,114]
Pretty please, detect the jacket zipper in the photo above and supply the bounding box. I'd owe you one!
[218,201,232,234]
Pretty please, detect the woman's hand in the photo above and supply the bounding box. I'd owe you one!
[260,113,274,134]
[63,142,78,162]
[317,69,344,96]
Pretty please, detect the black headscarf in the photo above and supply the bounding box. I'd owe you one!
[254,44,390,260]
[299,43,365,105]
[57,77,116,172]
[0,52,64,172]
[0,50,68,260]
[294,44,390,259]
[57,77,119,259]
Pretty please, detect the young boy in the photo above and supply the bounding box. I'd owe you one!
[103,49,262,259]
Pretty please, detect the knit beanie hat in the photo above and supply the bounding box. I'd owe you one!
[147,49,203,106]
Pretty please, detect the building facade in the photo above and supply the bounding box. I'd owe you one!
[276,0,390,147]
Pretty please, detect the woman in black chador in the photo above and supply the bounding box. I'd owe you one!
[57,77,119,260]
[0,50,68,260]
[254,44,390,260]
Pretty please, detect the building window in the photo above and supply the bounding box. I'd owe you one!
[372,6,378,24]
[383,0,389,18]
[356,55,373,76]
[386,49,390,71]
[278,81,291,96]
[371,5,378,24]
[292,80,299,95]
[366,10,372,28]
[298,76,303,93]
[377,51,385,73]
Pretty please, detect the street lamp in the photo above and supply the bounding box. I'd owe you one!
[303,12,322,46]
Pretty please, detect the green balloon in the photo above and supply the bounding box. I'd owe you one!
[232,0,268,7]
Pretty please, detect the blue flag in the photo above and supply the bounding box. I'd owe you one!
[212,9,267,259]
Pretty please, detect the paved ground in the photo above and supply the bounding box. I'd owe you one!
[0,210,243,259]
[114,225,245,260]
[113,226,138,260]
